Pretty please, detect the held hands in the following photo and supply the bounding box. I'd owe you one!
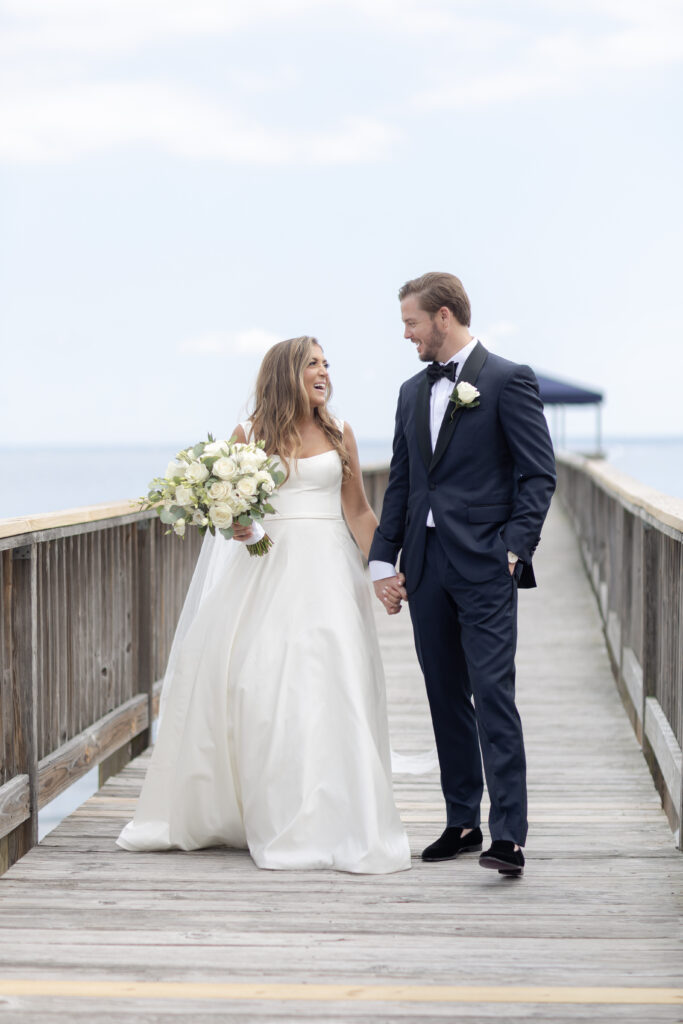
[373,573,407,615]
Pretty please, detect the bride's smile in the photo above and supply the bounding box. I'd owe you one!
[303,348,330,408]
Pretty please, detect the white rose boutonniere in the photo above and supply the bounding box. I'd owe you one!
[449,381,481,420]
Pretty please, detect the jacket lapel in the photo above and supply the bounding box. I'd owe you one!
[415,372,432,470]
[429,341,489,472]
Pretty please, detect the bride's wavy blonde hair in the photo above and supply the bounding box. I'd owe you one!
[248,336,351,481]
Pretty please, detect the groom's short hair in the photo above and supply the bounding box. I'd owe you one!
[398,272,471,327]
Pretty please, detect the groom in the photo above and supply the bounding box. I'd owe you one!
[369,272,556,876]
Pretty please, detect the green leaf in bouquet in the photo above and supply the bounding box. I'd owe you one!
[272,470,285,485]
[237,514,252,526]
[219,526,235,540]
[262,503,276,515]
[159,506,186,525]
[191,442,205,458]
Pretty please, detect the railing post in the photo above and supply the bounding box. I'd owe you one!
[10,544,39,858]
[641,523,659,728]
[133,519,155,758]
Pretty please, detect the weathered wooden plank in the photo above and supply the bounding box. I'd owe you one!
[0,774,30,838]
[0,502,151,544]
[36,694,149,809]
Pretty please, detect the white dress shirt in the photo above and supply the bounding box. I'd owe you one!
[370,337,508,582]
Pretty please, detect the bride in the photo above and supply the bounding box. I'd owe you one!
[117,336,411,873]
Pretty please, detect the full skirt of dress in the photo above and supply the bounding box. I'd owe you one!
[117,500,411,874]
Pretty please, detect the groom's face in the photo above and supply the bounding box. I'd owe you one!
[401,295,446,363]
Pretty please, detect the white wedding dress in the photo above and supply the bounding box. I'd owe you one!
[117,439,411,874]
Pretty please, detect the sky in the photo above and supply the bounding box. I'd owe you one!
[1,0,682,447]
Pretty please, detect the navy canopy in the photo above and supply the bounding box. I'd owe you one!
[534,373,603,406]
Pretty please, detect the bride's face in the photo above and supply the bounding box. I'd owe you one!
[302,344,330,409]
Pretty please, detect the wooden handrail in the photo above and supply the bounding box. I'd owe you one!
[0,500,145,542]
[555,451,683,849]
[559,452,683,533]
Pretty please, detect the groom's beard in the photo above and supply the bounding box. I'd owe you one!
[417,321,446,362]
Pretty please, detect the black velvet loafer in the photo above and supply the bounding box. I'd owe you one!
[479,840,525,875]
[421,826,483,862]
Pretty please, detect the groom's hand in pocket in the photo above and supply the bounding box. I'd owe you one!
[373,573,407,615]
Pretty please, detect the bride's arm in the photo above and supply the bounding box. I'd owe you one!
[340,422,381,560]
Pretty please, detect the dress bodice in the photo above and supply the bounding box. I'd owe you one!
[238,422,344,521]
[268,450,343,520]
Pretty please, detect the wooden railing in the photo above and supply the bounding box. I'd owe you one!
[556,452,683,848]
[0,467,391,874]
[0,501,203,873]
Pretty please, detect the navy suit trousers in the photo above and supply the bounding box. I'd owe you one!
[408,529,528,845]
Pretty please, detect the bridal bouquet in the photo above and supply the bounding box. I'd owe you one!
[141,435,285,556]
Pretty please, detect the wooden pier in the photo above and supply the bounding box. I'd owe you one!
[0,490,682,1021]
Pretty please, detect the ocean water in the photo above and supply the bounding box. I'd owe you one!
[1,437,681,522]
[4,435,681,839]
[0,440,395,521]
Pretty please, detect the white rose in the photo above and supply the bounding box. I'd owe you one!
[455,381,480,404]
[207,480,232,501]
[173,519,186,537]
[236,475,258,499]
[192,510,208,527]
[203,440,230,457]
[213,456,239,481]
[165,460,186,480]
[238,455,260,474]
[209,504,234,529]
[184,461,209,484]
[174,484,194,507]
[251,448,268,465]
[255,470,274,494]
[227,494,249,515]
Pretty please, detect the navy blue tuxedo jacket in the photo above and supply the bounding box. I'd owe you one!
[369,342,556,593]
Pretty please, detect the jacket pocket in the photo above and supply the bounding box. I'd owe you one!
[467,504,512,523]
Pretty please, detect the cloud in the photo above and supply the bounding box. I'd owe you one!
[0,78,398,165]
[3,0,682,166]
[178,328,281,356]
[413,2,683,109]
[0,0,321,56]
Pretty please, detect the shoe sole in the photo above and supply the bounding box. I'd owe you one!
[478,854,523,875]
[422,844,482,862]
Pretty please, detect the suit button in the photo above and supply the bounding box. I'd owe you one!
[429,483,436,491]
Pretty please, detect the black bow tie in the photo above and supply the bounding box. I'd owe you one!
[426,361,457,385]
